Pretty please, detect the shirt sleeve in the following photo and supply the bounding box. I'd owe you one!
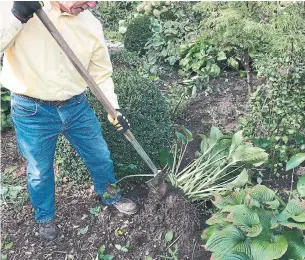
[0,2,23,55]
[88,23,120,110]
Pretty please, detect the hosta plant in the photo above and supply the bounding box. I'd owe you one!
[202,185,305,260]
[161,126,268,201]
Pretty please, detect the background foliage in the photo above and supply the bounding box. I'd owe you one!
[124,15,152,55]
[242,56,305,175]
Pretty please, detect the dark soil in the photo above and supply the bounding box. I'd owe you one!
[176,71,249,162]
[2,180,209,259]
[0,130,24,172]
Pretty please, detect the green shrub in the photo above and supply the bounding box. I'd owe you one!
[56,68,173,182]
[202,185,305,260]
[110,49,144,70]
[242,56,305,175]
[179,39,227,78]
[92,2,135,31]
[124,15,152,55]
[0,58,11,132]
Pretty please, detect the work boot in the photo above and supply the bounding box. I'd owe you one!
[39,219,59,241]
[112,197,138,215]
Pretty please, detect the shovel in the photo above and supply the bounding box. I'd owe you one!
[35,8,163,188]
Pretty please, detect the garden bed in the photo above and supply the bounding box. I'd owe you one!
[1,72,300,259]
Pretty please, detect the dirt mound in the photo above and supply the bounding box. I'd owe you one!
[99,186,208,259]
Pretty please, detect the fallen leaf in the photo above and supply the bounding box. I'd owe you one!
[77,226,88,236]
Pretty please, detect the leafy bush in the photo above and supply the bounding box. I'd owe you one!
[179,38,227,78]
[202,185,305,260]
[124,15,152,55]
[194,2,272,94]
[110,49,144,70]
[1,88,11,131]
[56,68,173,182]
[0,58,11,132]
[145,18,197,67]
[242,56,305,175]
[161,126,268,201]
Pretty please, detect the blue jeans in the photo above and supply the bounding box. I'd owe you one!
[11,92,120,223]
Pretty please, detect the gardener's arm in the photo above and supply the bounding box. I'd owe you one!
[88,25,120,110]
[0,1,43,54]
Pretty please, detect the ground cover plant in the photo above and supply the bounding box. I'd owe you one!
[202,184,305,260]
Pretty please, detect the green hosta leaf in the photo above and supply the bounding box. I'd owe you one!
[176,131,188,145]
[265,200,280,210]
[255,208,275,231]
[222,205,262,237]
[210,126,223,146]
[286,153,305,171]
[213,190,246,209]
[282,230,305,260]
[227,169,248,188]
[248,185,276,205]
[210,137,231,157]
[229,131,244,156]
[200,134,209,153]
[230,145,268,166]
[206,211,230,225]
[250,234,288,260]
[277,199,305,229]
[297,175,305,197]
[245,193,261,209]
[182,126,193,141]
[206,226,248,258]
[220,252,252,260]
[201,224,221,244]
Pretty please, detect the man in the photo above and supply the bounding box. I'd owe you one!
[0,1,138,241]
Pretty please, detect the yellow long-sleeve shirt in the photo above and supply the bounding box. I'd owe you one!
[0,2,119,108]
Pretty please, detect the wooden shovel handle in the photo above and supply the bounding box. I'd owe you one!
[35,9,134,142]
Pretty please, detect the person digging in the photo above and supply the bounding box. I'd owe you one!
[0,1,138,241]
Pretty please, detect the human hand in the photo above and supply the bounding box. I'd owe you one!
[107,110,130,134]
[11,1,44,23]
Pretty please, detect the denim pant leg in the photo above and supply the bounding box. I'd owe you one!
[62,96,120,205]
[11,95,61,223]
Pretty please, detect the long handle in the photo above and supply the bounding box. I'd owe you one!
[35,9,158,175]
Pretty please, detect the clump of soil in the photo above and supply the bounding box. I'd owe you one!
[100,186,208,259]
